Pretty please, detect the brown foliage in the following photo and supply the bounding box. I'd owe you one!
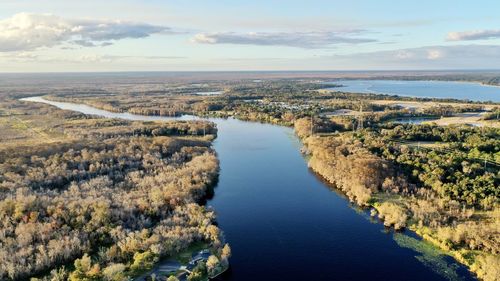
[304,135,393,205]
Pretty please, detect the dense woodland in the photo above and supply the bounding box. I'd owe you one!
[0,95,229,280]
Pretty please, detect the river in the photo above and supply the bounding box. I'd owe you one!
[22,97,476,281]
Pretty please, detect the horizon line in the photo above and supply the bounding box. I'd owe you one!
[2,69,500,75]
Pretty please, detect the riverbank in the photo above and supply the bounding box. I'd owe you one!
[299,129,499,281]
[21,96,484,281]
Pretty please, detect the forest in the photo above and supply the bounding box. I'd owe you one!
[0,94,229,280]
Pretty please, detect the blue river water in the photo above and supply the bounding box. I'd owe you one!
[22,97,476,281]
[327,80,500,102]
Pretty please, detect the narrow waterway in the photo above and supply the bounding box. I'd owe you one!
[22,97,476,281]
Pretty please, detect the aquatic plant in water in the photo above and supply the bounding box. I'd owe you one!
[393,233,465,281]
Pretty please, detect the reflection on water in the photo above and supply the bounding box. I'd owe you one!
[389,117,439,124]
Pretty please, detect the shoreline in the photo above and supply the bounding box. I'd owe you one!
[22,96,485,281]
[327,78,500,88]
[300,133,494,281]
[305,151,481,279]
[323,79,500,103]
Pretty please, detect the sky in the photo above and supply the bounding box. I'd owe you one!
[1,0,500,72]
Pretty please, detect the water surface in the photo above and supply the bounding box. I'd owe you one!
[327,80,500,102]
[196,91,223,96]
[389,117,440,125]
[22,97,476,281]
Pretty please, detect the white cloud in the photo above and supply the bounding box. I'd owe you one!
[395,50,414,59]
[358,45,498,63]
[324,44,500,69]
[426,49,443,60]
[0,53,187,64]
[204,45,500,70]
[77,54,110,63]
[191,30,376,49]
[447,29,500,41]
[0,13,173,52]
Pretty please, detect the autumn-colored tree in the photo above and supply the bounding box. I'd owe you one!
[69,254,102,281]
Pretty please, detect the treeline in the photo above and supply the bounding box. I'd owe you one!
[45,94,203,118]
[304,135,399,206]
[485,77,500,86]
[227,80,331,97]
[368,124,499,205]
[294,117,345,138]
[482,107,499,120]
[338,74,500,88]
[62,119,217,140]
[380,123,498,143]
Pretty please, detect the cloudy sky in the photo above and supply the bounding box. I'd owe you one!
[1,0,500,72]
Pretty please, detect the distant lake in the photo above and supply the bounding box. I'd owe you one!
[326,80,500,102]
[196,91,223,96]
[389,117,440,125]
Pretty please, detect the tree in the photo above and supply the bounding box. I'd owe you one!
[476,254,500,281]
[206,255,221,276]
[102,263,127,281]
[69,254,102,281]
[167,275,180,281]
[377,202,408,230]
[220,244,231,266]
[130,251,158,274]
[187,261,207,281]
[49,267,69,281]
